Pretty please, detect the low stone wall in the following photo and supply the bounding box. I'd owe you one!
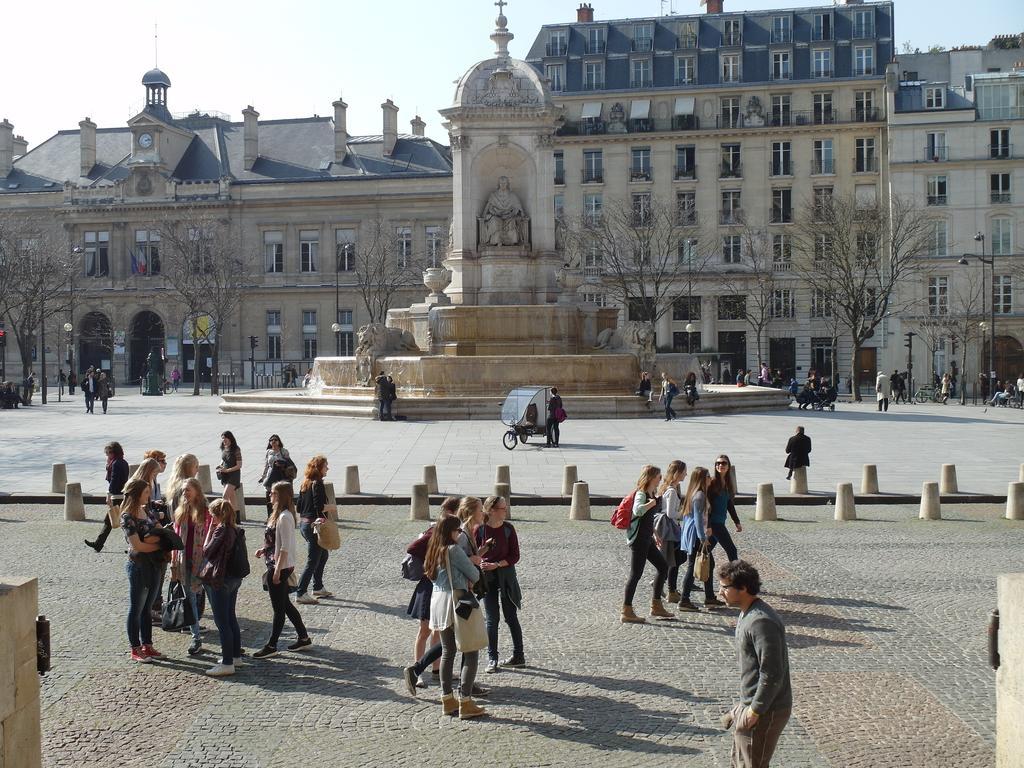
[998,573,1024,768]
[0,577,41,768]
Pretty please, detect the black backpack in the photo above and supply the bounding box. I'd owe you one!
[226,528,251,579]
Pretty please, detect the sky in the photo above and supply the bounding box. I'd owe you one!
[1,0,1021,149]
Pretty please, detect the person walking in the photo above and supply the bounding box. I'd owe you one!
[119,478,165,663]
[200,498,246,677]
[677,466,717,612]
[939,373,951,404]
[546,387,564,447]
[97,372,111,413]
[257,434,293,517]
[171,478,211,656]
[85,441,131,552]
[295,455,333,605]
[655,460,686,603]
[58,369,66,397]
[215,431,242,515]
[477,495,524,673]
[82,368,96,413]
[783,426,811,481]
[68,370,77,396]
[875,370,890,412]
[424,515,486,720]
[708,455,742,564]
[170,366,181,393]
[660,373,679,421]
[253,481,312,658]
[891,370,906,404]
[621,464,673,624]
[719,560,792,768]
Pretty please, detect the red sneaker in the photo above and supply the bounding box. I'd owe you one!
[130,647,152,663]
[141,644,164,659]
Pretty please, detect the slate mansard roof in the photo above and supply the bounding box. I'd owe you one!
[3,114,452,195]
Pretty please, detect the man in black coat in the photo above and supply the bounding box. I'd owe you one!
[784,426,811,480]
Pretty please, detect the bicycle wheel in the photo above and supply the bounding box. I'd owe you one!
[502,430,518,451]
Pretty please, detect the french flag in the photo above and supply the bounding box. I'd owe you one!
[131,250,147,275]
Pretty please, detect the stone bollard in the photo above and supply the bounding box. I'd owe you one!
[835,482,856,521]
[198,465,214,494]
[423,465,439,495]
[561,465,578,496]
[128,463,140,478]
[1007,482,1024,521]
[728,465,739,496]
[755,483,777,522]
[861,464,879,495]
[495,465,511,495]
[344,465,361,495]
[51,463,68,494]
[1019,463,1024,483]
[410,483,430,521]
[789,466,808,495]
[920,481,941,520]
[569,481,591,521]
[63,482,85,521]
[323,481,338,521]
[234,484,247,523]
[495,482,512,519]
[940,464,959,494]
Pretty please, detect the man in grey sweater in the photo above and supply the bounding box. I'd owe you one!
[718,560,792,768]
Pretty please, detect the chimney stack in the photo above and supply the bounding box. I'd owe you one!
[0,119,13,177]
[242,105,259,171]
[79,118,96,177]
[704,0,723,13]
[577,3,594,22]
[382,99,399,156]
[333,96,349,161]
[410,115,426,137]
[13,135,27,158]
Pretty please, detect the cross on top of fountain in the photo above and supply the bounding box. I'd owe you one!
[491,0,514,69]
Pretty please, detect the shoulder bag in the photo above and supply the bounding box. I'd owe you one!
[314,517,341,550]
[444,547,488,653]
[694,541,713,583]
[161,581,196,632]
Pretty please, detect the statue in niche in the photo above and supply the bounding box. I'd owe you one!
[607,102,627,134]
[744,96,765,127]
[480,175,528,246]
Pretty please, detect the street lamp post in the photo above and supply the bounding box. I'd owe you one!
[958,231,996,389]
[331,323,343,357]
[335,244,341,356]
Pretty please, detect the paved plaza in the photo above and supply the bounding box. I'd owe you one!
[1,499,1020,767]
[0,391,1022,499]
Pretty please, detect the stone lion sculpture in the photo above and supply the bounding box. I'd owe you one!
[355,323,419,385]
[594,321,657,369]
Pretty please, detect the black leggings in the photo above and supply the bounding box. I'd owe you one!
[266,567,307,647]
[623,538,667,605]
[710,523,738,562]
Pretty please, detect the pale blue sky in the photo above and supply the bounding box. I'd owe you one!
[1,0,1020,148]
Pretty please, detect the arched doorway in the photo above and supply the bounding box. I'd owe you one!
[984,335,1024,382]
[78,311,113,375]
[129,311,165,383]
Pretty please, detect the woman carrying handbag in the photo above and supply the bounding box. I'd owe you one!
[678,467,720,612]
[424,515,487,720]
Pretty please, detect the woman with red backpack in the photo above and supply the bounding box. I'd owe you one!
[621,465,674,624]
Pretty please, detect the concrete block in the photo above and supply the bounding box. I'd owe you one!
[2,701,41,768]
[940,464,958,494]
[997,573,1024,767]
[63,483,85,522]
[197,465,213,494]
[50,464,67,494]
[344,465,361,495]
[234,484,246,523]
[323,482,338,520]
[1019,463,1024,483]
[861,464,879,494]
[569,481,591,521]
[835,482,856,521]
[495,465,511,495]
[495,482,511,519]
[410,483,430,521]
[423,465,439,495]
[920,481,941,520]
[128,463,140,478]
[789,466,808,495]
[1007,482,1024,521]
[755,483,777,522]
[561,465,578,496]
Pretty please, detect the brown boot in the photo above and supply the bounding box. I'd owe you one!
[667,590,682,603]
[459,697,486,720]
[441,694,458,716]
[650,598,676,620]
[620,604,646,624]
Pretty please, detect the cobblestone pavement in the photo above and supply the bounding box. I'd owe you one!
[1,391,1022,497]
[2,501,1021,767]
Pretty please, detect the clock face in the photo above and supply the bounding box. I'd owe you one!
[138,133,153,149]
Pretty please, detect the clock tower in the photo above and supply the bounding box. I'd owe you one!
[126,66,194,196]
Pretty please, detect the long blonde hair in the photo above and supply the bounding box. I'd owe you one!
[269,480,298,528]
[457,496,482,527]
[658,460,687,496]
[121,478,150,518]
[174,477,208,527]
[166,453,199,508]
[635,464,661,494]
[128,458,161,486]
[682,467,711,517]
[208,498,236,529]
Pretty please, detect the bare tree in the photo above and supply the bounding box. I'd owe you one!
[0,210,76,401]
[157,209,255,396]
[792,194,933,401]
[354,217,425,324]
[720,224,787,368]
[939,269,985,404]
[561,195,713,346]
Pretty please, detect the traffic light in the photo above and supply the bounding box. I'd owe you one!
[0,329,6,348]
[904,331,916,350]
[248,335,259,349]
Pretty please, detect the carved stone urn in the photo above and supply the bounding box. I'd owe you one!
[423,266,452,305]
[556,267,584,305]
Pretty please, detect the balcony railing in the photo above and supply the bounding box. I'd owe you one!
[811,27,832,41]
[677,35,698,50]
[812,158,835,174]
[674,166,696,180]
[855,156,879,173]
[720,162,742,178]
[720,208,744,225]
[583,265,604,278]
[991,144,1013,159]
[924,146,948,162]
[675,75,696,86]
[583,79,605,91]
[582,169,604,184]
[773,260,793,272]
[556,116,700,137]
[852,107,882,122]
[812,67,834,79]
[854,65,876,76]
[585,40,606,54]
[719,114,741,129]
[632,38,654,52]
[769,111,791,127]
[546,42,568,57]
[770,160,793,177]
[852,24,875,40]
[991,192,1012,204]
[770,207,793,224]
[723,32,742,46]
[677,210,698,226]
[629,169,653,182]
[554,172,565,185]
[771,69,793,81]
[672,115,699,130]
[771,29,792,44]
[812,108,836,124]
[630,78,653,89]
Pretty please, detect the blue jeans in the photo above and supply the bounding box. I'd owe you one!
[483,580,524,663]
[126,558,160,648]
[297,521,329,596]
[205,578,242,665]
[181,574,203,642]
[664,393,677,419]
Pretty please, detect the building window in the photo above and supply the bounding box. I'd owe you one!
[267,335,282,360]
[545,64,564,92]
[335,228,356,271]
[675,56,696,85]
[772,233,791,271]
[264,230,284,273]
[547,29,567,57]
[855,183,877,210]
[83,230,109,277]
[554,151,565,185]
[300,229,319,272]
[928,220,948,257]
[814,234,833,264]
[928,277,949,316]
[812,49,832,78]
[991,128,1011,159]
[771,141,792,176]
[854,47,874,77]
[721,97,740,129]
[302,309,317,360]
[853,8,874,39]
[633,23,653,51]
[811,288,833,318]
[925,87,945,109]
[723,235,742,264]
[584,61,604,90]
[553,194,564,223]
[396,226,413,267]
[813,139,834,174]
[678,237,700,264]
[630,148,652,181]
[721,53,740,83]
[771,15,791,44]
[628,298,654,322]
[718,295,746,320]
[812,12,832,41]
[678,20,697,49]
[992,217,1013,256]
[675,145,696,179]
[584,242,602,269]
[632,192,652,226]
[724,18,742,46]
[926,131,947,161]
[587,27,606,54]
[631,58,652,88]
[813,186,834,219]
[771,289,795,319]
[813,92,834,124]
[855,138,877,172]
[583,149,603,183]
[772,51,791,81]
[926,176,947,206]
[811,337,834,374]
[991,173,1011,204]
[673,296,701,321]
[583,193,603,224]
[770,95,790,127]
[854,90,876,121]
[133,229,160,276]
[993,275,1013,314]
[721,189,742,224]
[721,142,741,176]
[582,291,608,307]
[425,225,443,267]
[771,188,793,224]
[677,191,696,225]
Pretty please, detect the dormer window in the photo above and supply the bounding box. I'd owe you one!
[925,87,945,109]
[724,19,742,46]
[633,23,654,52]
[772,16,791,44]
[678,21,697,49]
[547,29,567,57]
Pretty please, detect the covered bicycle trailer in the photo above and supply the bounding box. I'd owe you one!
[500,386,550,450]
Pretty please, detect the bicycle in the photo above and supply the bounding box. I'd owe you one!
[913,386,944,404]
